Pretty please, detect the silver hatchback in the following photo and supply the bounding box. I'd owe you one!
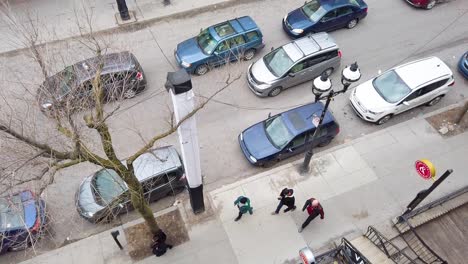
[247,32,341,97]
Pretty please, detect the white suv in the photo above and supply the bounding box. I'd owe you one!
[349,57,454,125]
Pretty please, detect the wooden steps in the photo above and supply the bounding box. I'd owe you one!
[349,236,395,264]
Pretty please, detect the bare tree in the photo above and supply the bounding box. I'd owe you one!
[0,1,240,242]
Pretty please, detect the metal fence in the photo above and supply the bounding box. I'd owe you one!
[365,226,416,264]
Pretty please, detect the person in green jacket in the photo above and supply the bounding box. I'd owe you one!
[234,196,253,221]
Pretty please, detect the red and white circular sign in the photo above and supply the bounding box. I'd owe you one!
[415,160,435,180]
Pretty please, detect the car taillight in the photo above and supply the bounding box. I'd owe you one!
[336,126,340,134]
[31,216,41,232]
[338,50,342,58]
[136,72,143,81]
[363,7,368,13]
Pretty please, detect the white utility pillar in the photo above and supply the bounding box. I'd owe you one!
[165,70,204,213]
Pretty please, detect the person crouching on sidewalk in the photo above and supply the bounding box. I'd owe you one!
[234,196,253,221]
[151,230,173,257]
[298,198,324,233]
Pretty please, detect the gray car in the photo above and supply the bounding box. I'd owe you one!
[37,51,146,116]
[75,146,185,223]
[247,32,341,97]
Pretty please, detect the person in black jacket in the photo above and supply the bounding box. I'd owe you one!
[272,188,296,214]
[151,230,173,257]
[283,189,296,213]
[272,188,288,215]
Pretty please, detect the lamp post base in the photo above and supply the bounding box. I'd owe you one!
[300,150,313,174]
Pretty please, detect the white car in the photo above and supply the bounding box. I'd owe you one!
[349,57,454,125]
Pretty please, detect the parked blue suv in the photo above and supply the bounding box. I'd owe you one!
[174,16,265,75]
[239,102,340,167]
[283,0,368,38]
[0,190,47,254]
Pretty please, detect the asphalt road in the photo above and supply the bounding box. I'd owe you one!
[1,0,467,262]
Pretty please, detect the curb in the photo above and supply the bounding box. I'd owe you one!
[0,0,265,57]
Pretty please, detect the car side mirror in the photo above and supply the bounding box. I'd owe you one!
[213,51,219,55]
[200,28,203,33]
[288,72,295,77]
[403,101,410,106]
[118,203,124,209]
[268,112,272,118]
[271,47,274,52]
[287,148,293,153]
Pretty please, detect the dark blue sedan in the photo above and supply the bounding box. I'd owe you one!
[0,190,46,254]
[239,102,340,167]
[283,0,368,38]
[458,51,468,79]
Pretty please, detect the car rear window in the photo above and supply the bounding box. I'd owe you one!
[245,31,260,42]
[0,195,25,231]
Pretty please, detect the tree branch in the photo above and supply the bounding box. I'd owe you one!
[0,123,73,160]
[127,74,241,165]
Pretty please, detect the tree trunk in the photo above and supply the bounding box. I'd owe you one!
[125,170,160,235]
[456,101,468,129]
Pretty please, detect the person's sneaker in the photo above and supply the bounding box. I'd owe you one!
[271,211,278,215]
[298,227,303,233]
[234,218,240,222]
[292,206,297,211]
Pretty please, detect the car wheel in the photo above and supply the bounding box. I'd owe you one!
[195,64,209,76]
[268,87,282,97]
[243,49,256,61]
[123,89,137,99]
[318,138,333,147]
[425,0,436,9]
[322,67,334,77]
[376,114,392,125]
[346,19,358,29]
[426,95,442,106]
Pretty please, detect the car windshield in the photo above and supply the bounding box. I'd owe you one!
[197,29,218,55]
[0,195,25,231]
[372,70,411,103]
[264,115,294,149]
[263,48,294,77]
[92,169,127,206]
[302,1,327,22]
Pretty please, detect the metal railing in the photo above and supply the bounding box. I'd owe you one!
[403,185,468,220]
[365,226,416,264]
[314,237,372,264]
[394,217,447,264]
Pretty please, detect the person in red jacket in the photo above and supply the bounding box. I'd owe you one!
[298,198,324,233]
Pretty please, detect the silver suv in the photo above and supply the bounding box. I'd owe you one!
[247,32,341,97]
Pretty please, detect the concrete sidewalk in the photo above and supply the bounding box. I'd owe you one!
[18,108,468,264]
[0,0,252,54]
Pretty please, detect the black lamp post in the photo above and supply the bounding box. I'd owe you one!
[300,62,361,173]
